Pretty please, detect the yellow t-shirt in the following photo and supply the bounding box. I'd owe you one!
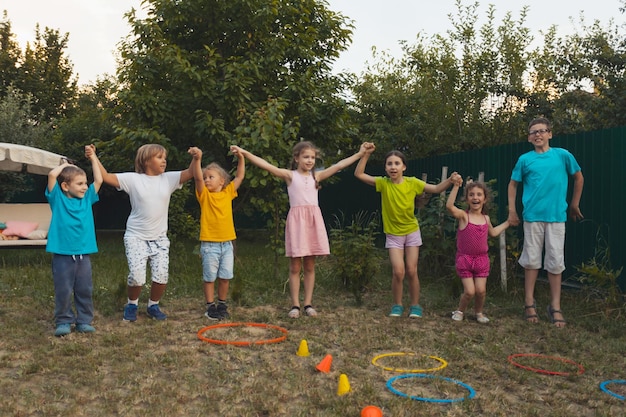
[196,182,237,242]
[375,176,426,236]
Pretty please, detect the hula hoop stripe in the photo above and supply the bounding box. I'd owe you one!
[197,322,288,346]
[507,353,584,376]
[386,373,476,403]
[371,352,448,373]
[599,380,626,400]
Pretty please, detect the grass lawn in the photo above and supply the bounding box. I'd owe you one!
[1,230,625,416]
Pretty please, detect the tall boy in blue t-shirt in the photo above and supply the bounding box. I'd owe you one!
[46,145,102,336]
[507,117,584,328]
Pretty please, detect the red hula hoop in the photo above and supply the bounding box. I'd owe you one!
[197,322,288,346]
[507,353,585,376]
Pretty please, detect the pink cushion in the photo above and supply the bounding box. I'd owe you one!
[2,221,39,237]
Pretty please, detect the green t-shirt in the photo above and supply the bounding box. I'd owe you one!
[375,176,426,236]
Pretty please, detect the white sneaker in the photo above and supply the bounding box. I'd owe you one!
[476,313,490,324]
[451,310,464,321]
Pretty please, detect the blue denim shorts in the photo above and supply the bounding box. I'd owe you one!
[200,241,234,282]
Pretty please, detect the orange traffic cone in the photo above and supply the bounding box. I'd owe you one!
[337,373,351,396]
[296,339,310,357]
[315,354,333,373]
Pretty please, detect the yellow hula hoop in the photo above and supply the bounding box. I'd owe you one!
[371,352,448,373]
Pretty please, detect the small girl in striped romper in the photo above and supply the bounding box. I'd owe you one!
[446,178,510,323]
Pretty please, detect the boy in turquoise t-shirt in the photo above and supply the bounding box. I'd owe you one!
[507,117,584,328]
[46,145,102,336]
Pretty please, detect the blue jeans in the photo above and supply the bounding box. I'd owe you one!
[52,254,94,325]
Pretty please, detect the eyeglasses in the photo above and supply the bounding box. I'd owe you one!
[528,128,551,136]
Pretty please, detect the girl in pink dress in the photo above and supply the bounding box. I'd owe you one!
[233,141,372,318]
[446,178,510,324]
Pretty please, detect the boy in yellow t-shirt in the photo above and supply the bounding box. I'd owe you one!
[188,146,245,320]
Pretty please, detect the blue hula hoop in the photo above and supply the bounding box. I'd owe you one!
[599,380,626,400]
[386,373,476,403]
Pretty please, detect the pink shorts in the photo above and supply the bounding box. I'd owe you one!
[456,253,490,278]
[385,230,423,249]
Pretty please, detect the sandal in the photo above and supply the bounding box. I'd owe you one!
[524,300,539,323]
[451,310,464,321]
[288,306,300,318]
[547,305,567,327]
[304,305,318,317]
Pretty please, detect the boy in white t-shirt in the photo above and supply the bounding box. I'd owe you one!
[94,144,194,321]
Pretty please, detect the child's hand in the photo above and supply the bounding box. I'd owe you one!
[230,145,243,157]
[451,172,463,186]
[188,147,202,160]
[85,144,96,159]
[363,142,376,154]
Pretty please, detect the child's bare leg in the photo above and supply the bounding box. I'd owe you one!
[458,278,476,312]
[524,268,539,322]
[548,272,566,327]
[388,248,406,305]
[404,247,420,306]
[302,256,316,307]
[149,282,167,302]
[217,278,229,301]
[473,277,487,314]
[127,285,142,301]
[203,281,215,303]
[288,257,303,307]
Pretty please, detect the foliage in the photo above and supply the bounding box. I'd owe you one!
[349,0,626,160]
[167,182,200,244]
[329,210,383,305]
[576,224,624,315]
[114,0,355,170]
[417,188,458,282]
[235,97,294,275]
[0,87,52,202]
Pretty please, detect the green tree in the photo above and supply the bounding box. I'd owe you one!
[14,24,77,122]
[111,0,354,172]
[0,11,21,97]
[0,87,51,202]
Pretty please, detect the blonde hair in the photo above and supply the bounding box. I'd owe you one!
[204,162,231,186]
[134,144,167,174]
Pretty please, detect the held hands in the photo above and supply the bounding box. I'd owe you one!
[84,144,96,160]
[230,145,243,158]
[361,142,375,155]
[188,147,202,160]
[450,172,463,187]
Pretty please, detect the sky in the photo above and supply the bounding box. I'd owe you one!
[1,0,623,85]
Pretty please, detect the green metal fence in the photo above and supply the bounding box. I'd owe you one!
[320,126,626,289]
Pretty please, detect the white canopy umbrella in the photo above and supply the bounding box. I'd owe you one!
[0,143,68,175]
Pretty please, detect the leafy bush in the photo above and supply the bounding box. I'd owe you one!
[329,211,383,305]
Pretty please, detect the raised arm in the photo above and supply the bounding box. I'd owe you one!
[230,146,291,182]
[445,175,466,222]
[47,162,71,192]
[354,143,376,186]
[229,146,246,190]
[93,152,120,188]
[188,147,205,193]
[85,144,103,192]
[178,152,196,184]
[423,172,457,194]
[316,142,372,182]
[569,171,584,221]
[507,179,520,226]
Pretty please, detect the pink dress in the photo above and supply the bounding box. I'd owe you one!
[284,170,330,257]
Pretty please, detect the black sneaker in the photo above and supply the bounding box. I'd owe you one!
[217,303,229,320]
[204,304,220,320]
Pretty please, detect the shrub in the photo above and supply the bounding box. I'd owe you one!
[329,211,383,306]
